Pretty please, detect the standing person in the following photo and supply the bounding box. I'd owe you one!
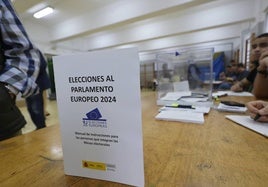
[25,51,51,130]
[0,0,41,140]
[188,63,202,89]
[161,63,172,80]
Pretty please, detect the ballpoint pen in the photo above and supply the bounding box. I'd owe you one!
[166,104,195,109]
[254,113,261,121]
[213,93,228,100]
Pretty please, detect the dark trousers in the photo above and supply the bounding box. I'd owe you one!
[0,130,22,141]
[25,91,46,129]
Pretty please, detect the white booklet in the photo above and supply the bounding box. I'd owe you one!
[53,48,144,186]
[226,115,268,137]
[217,103,247,113]
[155,110,204,124]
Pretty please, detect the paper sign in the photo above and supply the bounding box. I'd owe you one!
[53,48,144,187]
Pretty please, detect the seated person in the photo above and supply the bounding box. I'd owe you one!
[231,33,268,92]
[219,65,232,81]
[218,63,239,90]
[236,63,249,81]
[252,35,268,99]
[231,61,258,92]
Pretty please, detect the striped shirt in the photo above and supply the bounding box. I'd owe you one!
[0,0,40,97]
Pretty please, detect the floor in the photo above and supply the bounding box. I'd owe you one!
[19,98,59,134]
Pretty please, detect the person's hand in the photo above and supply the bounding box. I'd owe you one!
[8,92,16,103]
[258,50,268,71]
[226,77,234,82]
[231,82,243,92]
[0,83,17,104]
[246,100,268,122]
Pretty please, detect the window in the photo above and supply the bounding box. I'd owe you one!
[244,33,255,70]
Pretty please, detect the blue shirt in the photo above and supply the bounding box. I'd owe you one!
[0,0,40,98]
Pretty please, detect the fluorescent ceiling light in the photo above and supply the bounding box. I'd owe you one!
[33,6,54,19]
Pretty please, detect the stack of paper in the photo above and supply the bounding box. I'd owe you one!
[217,103,247,113]
[157,90,212,124]
[159,105,210,113]
[155,110,204,124]
[160,91,192,101]
[212,91,253,97]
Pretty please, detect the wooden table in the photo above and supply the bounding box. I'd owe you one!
[1,91,268,187]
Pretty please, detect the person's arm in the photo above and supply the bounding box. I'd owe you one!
[253,51,268,99]
[230,77,250,92]
[0,0,40,98]
[219,72,226,80]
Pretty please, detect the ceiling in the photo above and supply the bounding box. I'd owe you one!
[12,0,267,59]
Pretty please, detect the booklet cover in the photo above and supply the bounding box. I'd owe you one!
[53,48,144,186]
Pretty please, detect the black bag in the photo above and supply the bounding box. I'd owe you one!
[0,83,26,140]
[0,36,26,140]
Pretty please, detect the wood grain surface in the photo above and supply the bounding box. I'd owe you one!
[1,91,267,187]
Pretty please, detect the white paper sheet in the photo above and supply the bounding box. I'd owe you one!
[173,81,190,91]
[178,97,209,103]
[212,91,253,97]
[159,105,211,114]
[226,115,268,137]
[160,91,192,101]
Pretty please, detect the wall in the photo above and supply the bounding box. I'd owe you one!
[20,0,268,62]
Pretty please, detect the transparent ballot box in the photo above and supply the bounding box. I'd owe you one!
[156,48,214,106]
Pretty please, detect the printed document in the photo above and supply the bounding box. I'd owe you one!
[226,115,268,137]
[53,48,144,186]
